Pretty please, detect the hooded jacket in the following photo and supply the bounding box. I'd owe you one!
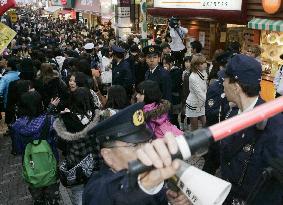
[143,100,171,133]
[53,112,100,169]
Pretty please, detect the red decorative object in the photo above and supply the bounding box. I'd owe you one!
[61,0,67,5]
[0,0,16,16]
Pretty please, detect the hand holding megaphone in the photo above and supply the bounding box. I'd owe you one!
[136,133,181,190]
[135,133,231,205]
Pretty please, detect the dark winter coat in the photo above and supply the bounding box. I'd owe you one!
[53,112,100,169]
[34,70,68,111]
[83,165,168,205]
[145,66,172,102]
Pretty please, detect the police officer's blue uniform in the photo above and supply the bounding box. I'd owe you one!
[83,165,167,205]
[205,74,230,126]
[203,70,230,174]
[219,55,283,205]
[112,46,133,96]
[221,98,283,205]
[143,45,172,102]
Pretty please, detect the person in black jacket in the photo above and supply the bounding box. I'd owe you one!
[162,55,182,128]
[54,87,99,205]
[143,45,172,102]
[111,45,133,98]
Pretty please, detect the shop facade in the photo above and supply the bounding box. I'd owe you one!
[146,0,248,58]
[74,0,101,28]
[247,0,283,101]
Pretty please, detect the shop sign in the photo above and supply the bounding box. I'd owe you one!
[0,23,16,54]
[51,0,62,6]
[154,0,242,10]
[262,0,283,14]
[74,0,101,13]
[118,7,130,17]
[119,0,130,6]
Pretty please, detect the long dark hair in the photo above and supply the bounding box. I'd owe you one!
[69,87,95,120]
[137,80,162,104]
[19,91,44,118]
[105,85,128,109]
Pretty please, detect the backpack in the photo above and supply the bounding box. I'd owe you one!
[148,120,183,139]
[22,116,57,188]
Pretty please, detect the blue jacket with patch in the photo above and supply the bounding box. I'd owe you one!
[220,98,283,205]
[83,165,168,205]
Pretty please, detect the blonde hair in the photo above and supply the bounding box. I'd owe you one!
[191,54,206,73]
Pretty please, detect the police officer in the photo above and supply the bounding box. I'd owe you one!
[143,45,172,102]
[220,54,283,204]
[112,45,133,98]
[202,53,231,174]
[202,69,230,174]
[83,103,168,205]
[205,52,232,127]
[135,55,283,205]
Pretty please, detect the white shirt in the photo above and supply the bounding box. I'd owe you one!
[186,70,208,108]
[169,26,188,52]
[238,97,258,114]
[150,66,157,74]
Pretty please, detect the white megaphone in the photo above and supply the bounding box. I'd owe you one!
[175,161,232,205]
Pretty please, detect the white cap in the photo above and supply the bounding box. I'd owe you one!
[84,43,95,50]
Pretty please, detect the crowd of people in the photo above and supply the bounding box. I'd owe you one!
[0,7,283,205]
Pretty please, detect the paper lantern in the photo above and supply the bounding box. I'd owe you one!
[262,0,283,14]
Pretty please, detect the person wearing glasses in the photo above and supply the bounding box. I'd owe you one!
[83,103,165,205]
[83,103,190,205]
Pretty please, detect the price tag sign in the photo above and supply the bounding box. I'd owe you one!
[0,23,16,54]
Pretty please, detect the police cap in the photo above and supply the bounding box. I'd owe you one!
[225,54,262,85]
[112,45,125,53]
[88,103,153,145]
[142,45,161,57]
[216,52,232,65]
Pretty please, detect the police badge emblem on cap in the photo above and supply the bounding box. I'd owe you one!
[133,110,144,126]
[149,47,154,52]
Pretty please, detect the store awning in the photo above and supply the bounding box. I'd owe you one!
[248,18,283,32]
[44,6,62,13]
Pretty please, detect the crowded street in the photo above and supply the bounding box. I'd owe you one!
[0,0,283,204]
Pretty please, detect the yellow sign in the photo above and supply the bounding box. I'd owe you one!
[0,23,17,54]
[8,11,18,23]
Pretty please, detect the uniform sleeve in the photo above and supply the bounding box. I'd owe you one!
[181,26,188,34]
[190,76,206,105]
